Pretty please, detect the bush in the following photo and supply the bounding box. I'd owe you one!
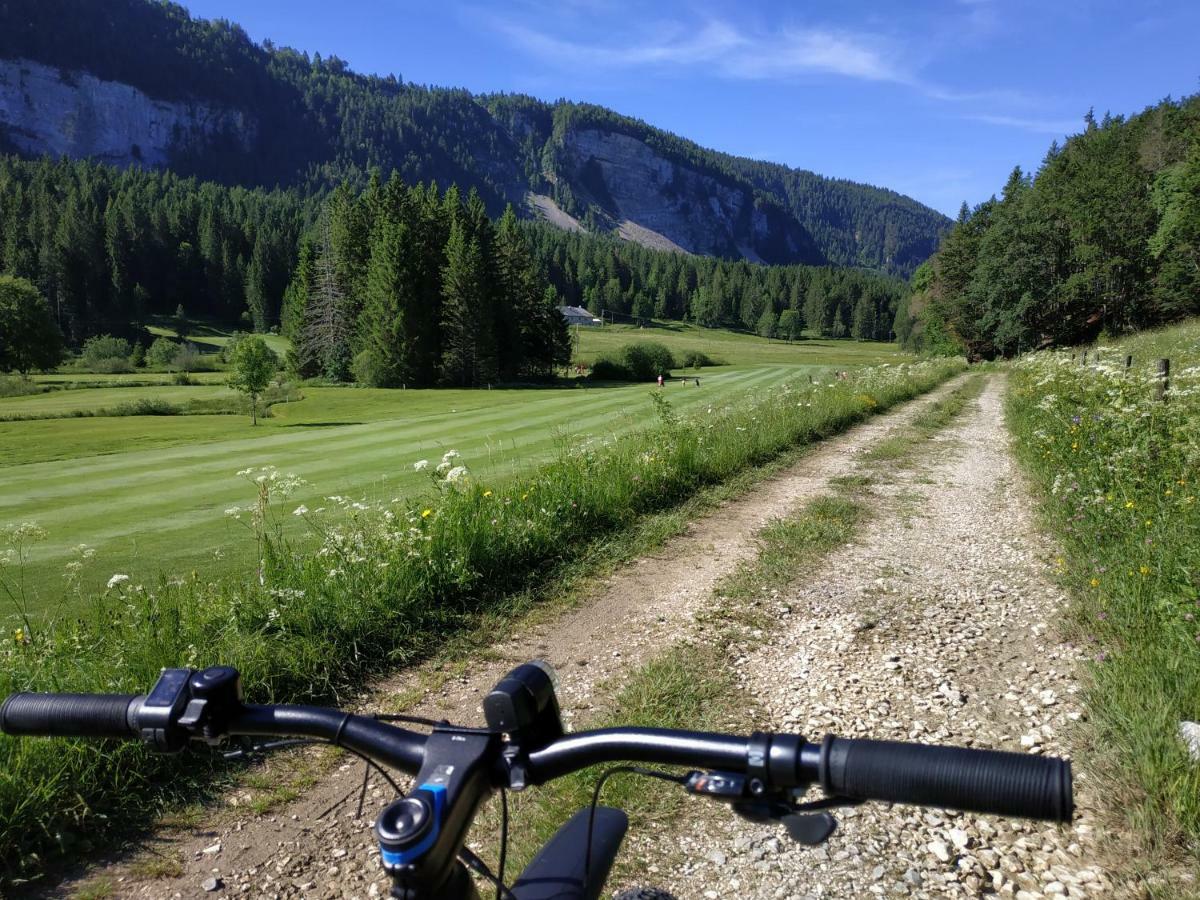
[679,350,724,369]
[91,357,134,374]
[80,334,132,369]
[0,375,47,398]
[108,398,181,416]
[147,336,178,368]
[589,354,632,381]
[173,343,201,373]
[590,342,678,381]
[621,342,676,380]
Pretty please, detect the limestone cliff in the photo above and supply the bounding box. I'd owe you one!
[549,127,823,265]
[0,58,253,169]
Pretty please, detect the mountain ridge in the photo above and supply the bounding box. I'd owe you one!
[0,0,950,275]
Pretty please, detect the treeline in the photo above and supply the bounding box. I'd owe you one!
[898,95,1200,358]
[0,151,904,365]
[0,155,310,344]
[526,225,906,342]
[283,175,569,386]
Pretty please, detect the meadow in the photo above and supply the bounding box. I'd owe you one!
[0,355,962,878]
[1007,320,1200,867]
[0,327,911,611]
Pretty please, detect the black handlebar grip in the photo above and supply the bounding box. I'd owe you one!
[819,736,1073,822]
[1,693,141,739]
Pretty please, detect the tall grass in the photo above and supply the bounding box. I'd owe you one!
[1006,322,1200,868]
[0,359,962,880]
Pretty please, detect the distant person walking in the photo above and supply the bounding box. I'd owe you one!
[657,374,664,388]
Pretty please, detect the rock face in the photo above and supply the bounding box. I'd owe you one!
[554,128,822,265]
[0,58,254,169]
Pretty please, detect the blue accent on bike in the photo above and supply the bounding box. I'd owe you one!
[379,784,446,868]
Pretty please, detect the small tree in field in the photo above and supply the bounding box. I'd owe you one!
[229,335,278,425]
[0,275,64,374]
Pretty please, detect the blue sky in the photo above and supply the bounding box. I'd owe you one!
[181,0,1200,216]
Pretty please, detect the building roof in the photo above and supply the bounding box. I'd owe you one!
[558,305,594,318]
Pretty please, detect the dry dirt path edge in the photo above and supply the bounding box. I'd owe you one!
[53,375,969,900]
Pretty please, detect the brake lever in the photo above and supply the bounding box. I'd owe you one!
[682,770,861,847]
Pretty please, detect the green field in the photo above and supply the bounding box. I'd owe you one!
[574,321,905,367]
[0,328,911,611]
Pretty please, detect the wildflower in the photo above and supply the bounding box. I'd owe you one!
[483,490,493,498]
[293,504,309,516]
[421,509,433,518]
[445,465,469,483]
[1124,501,1135,509]
[106,573,130,590]
[1095,652,1108,663]
[1139,565,1150,576]
[413,459,429,472]
[1089,578,1100,587]
[441,450,461,462]
[1097,611,1108,620]
[13,628,25,644]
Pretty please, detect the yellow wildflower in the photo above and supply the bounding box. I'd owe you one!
[1139,565,1150,576]
[1124,501,1135,509]
[1090,578,1100,588]
[483,490,493,498]
[421,509,432,518]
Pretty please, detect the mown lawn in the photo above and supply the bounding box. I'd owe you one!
[574,321,909,367]
[2,364,814,608]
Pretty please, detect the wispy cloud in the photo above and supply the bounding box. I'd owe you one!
[492,19,905,83]
[485,9,1078,137]
[968,113,1081,135]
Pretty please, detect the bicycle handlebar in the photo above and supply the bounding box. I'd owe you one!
[1,689,1073,823]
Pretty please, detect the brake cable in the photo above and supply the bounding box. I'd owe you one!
[584,766,690,884]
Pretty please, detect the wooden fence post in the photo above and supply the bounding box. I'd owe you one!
[1125,355,1133,373]
[1081,350,1088,365]
[1155,358,1170,402]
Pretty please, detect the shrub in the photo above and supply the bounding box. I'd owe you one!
[108,398,181,416]
[621,342,676,380]
[173,343,201,373]
[147,336,178,368]
[80,334,132,369]
[589,354,632,381]
[679,350,724,369]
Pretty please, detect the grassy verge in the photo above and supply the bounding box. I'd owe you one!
[0,359,963,883]
[1006,321,1200,876]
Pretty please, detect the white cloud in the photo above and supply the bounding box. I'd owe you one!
[492,18,905,83]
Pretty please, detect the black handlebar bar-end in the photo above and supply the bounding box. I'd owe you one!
[819,736,1073,823]
[1,692,142,740]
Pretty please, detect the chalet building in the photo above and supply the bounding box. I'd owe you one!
[558,305,601,327]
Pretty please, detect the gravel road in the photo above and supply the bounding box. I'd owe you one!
[633,376,1117,899]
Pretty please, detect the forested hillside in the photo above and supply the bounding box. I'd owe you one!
[0,0,949,275]
[0,154,905,363]
[897,95,1200,358]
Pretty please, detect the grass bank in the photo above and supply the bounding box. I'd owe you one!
[1006,321,1200,875]
[0,359,963,882]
